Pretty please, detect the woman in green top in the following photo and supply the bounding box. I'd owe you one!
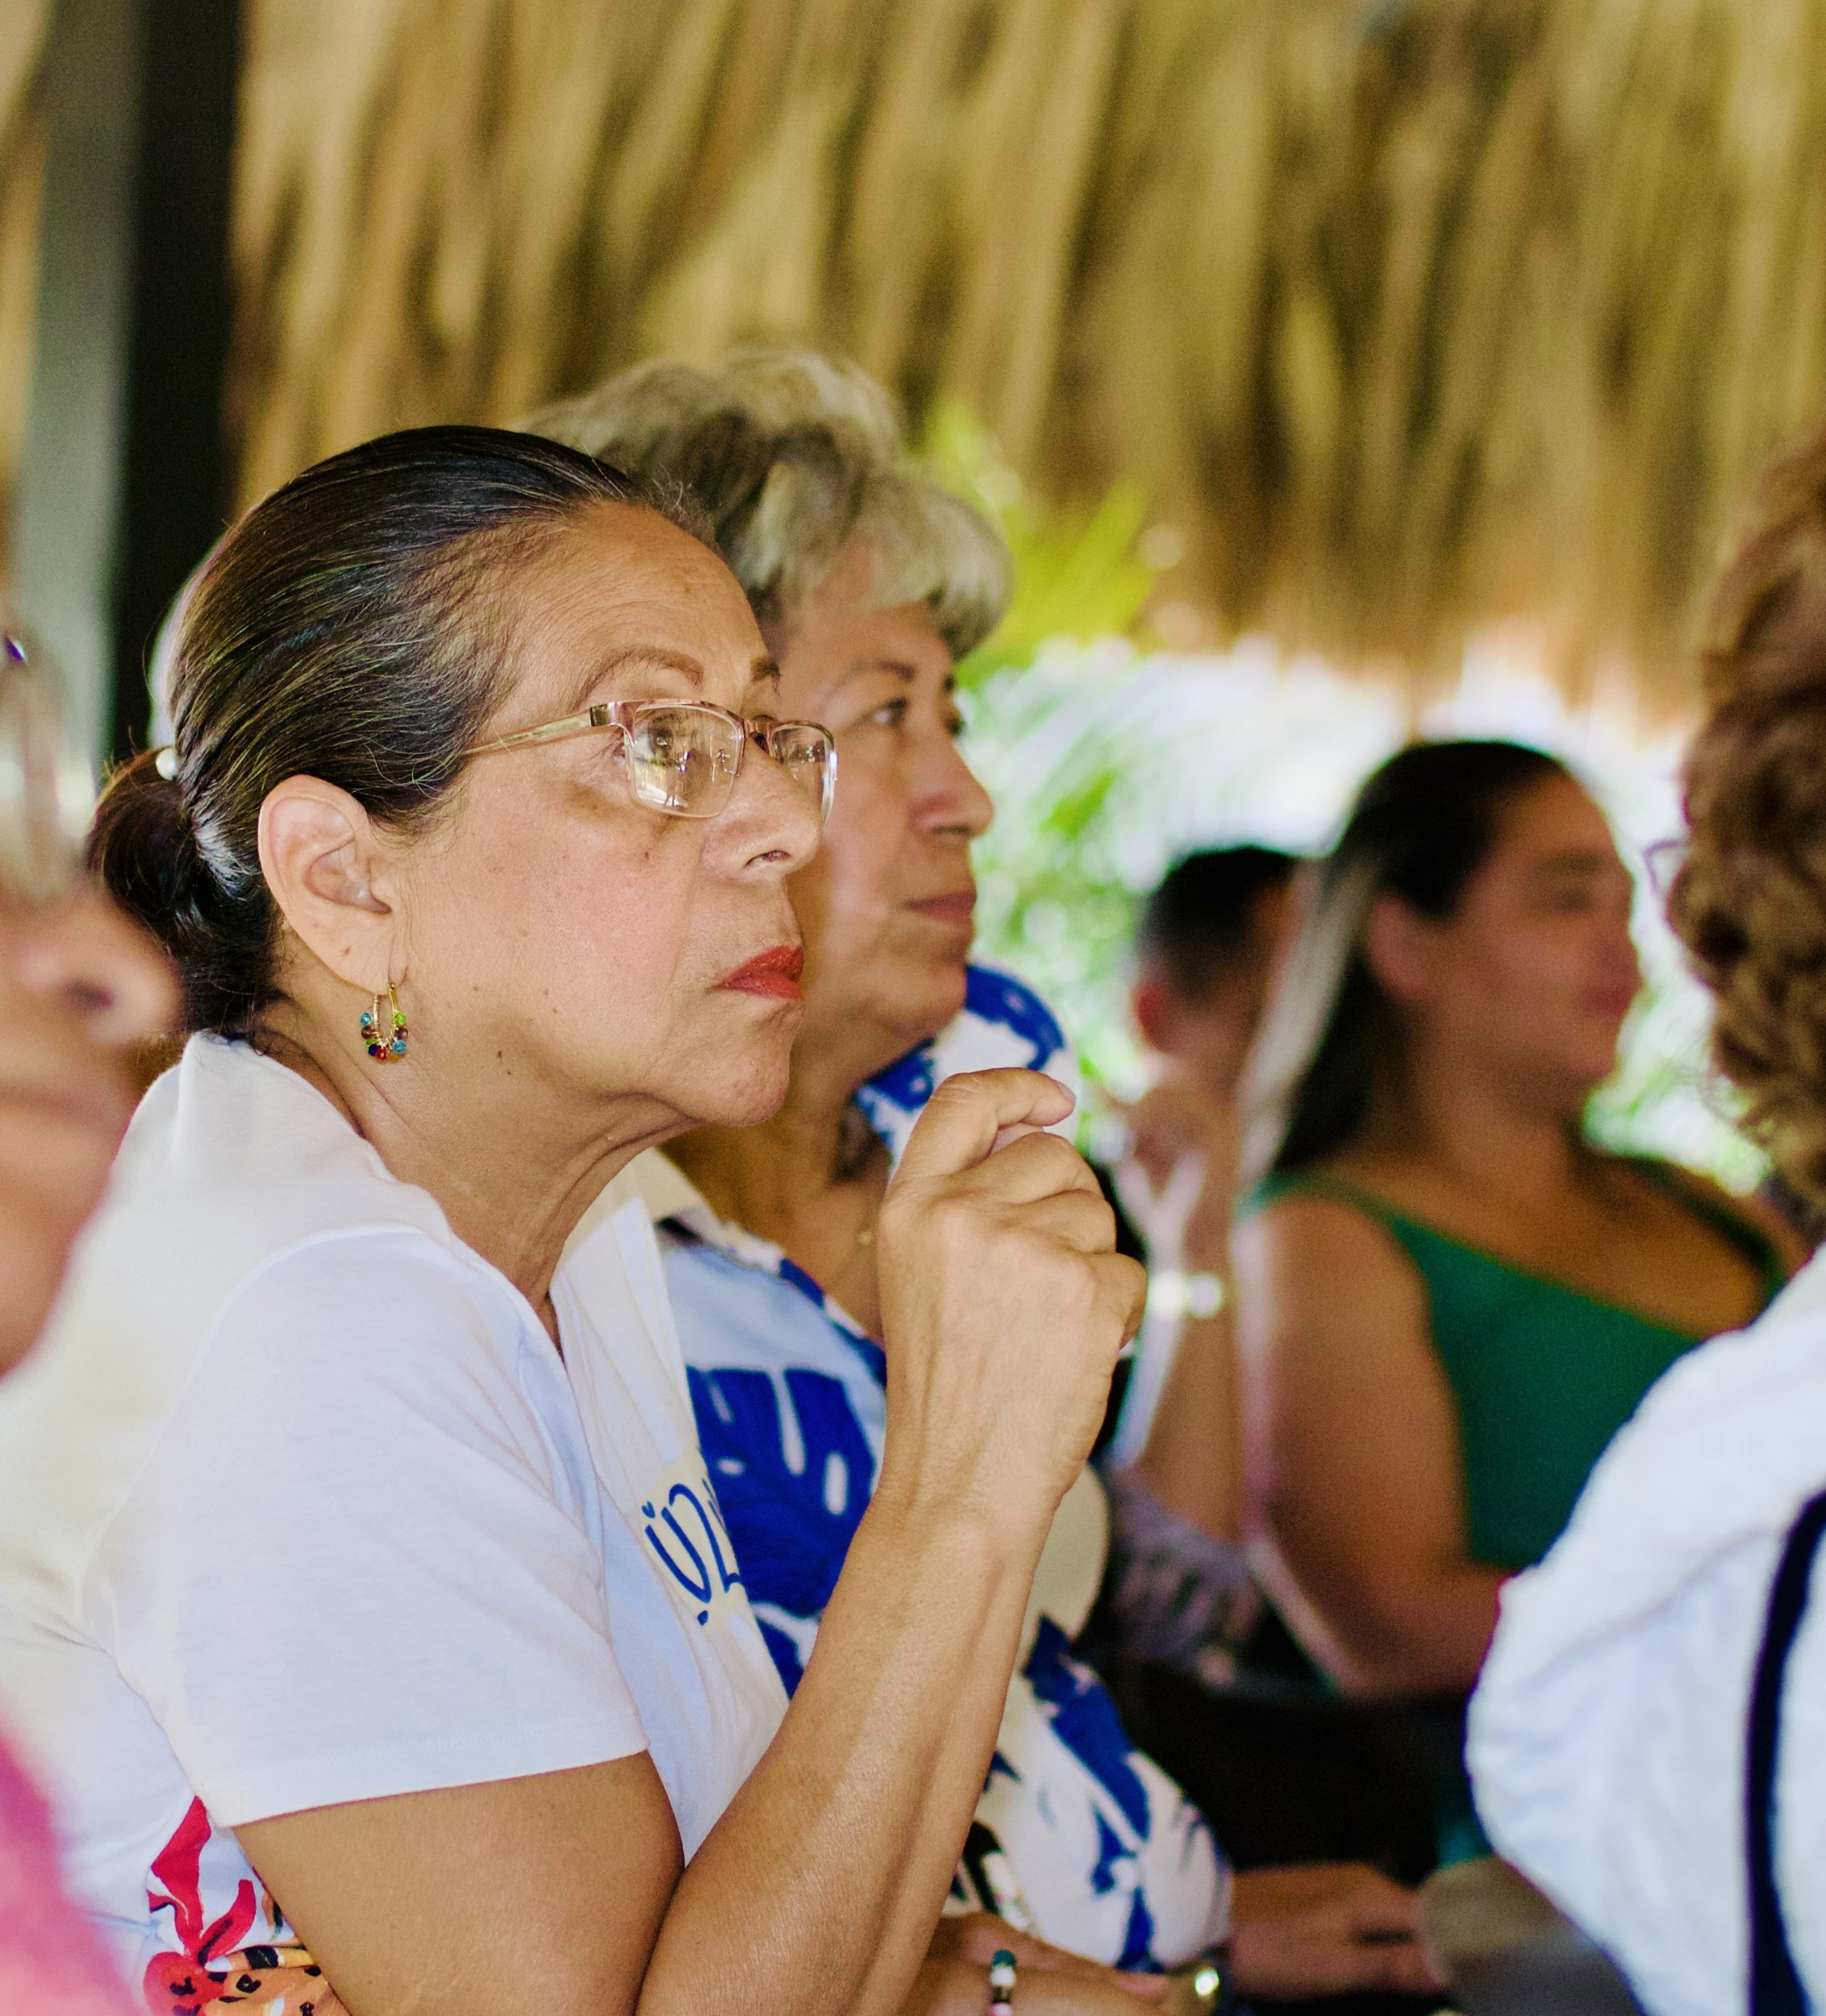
[1232,740,1805,1706]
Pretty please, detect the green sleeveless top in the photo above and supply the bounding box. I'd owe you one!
[1252,1164,1786,1570]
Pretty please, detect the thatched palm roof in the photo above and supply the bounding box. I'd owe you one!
[8,0,1826,706]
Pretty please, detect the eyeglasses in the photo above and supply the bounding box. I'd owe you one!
[464,700,836,823]
[1643,835,1688,903]
[0,618,94,905]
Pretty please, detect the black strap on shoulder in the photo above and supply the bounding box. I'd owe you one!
[1747,1488,1826,2014]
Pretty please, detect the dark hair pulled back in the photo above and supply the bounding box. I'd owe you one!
[1138,846,1299,1000]
[90,424,702,1036]
[1272,739,1570,1174]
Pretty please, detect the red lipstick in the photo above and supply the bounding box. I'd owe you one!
[719,944,805,1002]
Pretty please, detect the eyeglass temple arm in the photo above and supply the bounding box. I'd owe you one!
[465,704,619,758]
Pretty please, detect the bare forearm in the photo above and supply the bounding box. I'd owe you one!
[1136,1310,1242,1544]
[639,1497,1040,2016]
[1292,1562,1505,1698]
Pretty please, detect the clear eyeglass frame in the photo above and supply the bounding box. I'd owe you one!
[0,617,95,906]
[464,699,836,823]
[1643,834,1689,904]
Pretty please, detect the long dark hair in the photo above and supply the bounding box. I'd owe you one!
[90,425,702,1037]
[1257,739,1572,1177]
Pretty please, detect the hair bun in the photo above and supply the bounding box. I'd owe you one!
[89,748,212,961]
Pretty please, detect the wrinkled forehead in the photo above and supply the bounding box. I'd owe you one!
[499,500,773,714]
[772,541,955,699]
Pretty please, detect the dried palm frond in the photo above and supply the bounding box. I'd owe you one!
[10,0,1826,708]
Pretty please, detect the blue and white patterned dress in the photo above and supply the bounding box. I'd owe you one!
[644,964,1230,1970]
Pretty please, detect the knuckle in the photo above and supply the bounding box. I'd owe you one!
[1029,1132,1085,1179]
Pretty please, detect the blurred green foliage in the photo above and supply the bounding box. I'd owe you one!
[919,402,1165,1108]
[919,402,1161,688]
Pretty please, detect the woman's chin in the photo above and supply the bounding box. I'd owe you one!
[875,954,970,1048]
[683,1050,797,1131]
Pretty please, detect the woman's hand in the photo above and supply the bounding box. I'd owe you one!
[1120,1073,1239,1262]
[0,892,173,1374]
[906,1914,1167,2014]
[875,1068,1147,1542]
[1229,1863,1443,2001]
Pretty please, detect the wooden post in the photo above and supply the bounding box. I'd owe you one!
[8,0,238,766]
[9,0,145,764]
[112,0,239,760]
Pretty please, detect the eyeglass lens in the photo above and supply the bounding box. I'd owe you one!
[0,622,94,905]
[626,710,742,814]
[623,709,833,822]
[767,723,836,821]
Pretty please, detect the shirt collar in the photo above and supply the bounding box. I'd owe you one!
[629,1147,884,1372]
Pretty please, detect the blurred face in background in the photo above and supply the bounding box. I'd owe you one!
[767,543,995,1076]
[0,895,173,1377]
[1365,773,1642,1110]
[1133,881,1295,1102]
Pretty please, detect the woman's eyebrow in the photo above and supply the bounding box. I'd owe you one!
[1533,849,1615,877]
[572,644,707,706]
[828,657,918,694]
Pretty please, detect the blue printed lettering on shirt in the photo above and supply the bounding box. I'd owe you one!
[637,1455,746,1628]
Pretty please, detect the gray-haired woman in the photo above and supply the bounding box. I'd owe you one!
[525,350,1440,2009]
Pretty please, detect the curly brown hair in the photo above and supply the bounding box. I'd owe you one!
[1671,422,1826,1205]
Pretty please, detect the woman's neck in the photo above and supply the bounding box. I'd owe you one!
[667,1043,884,1251]
[253,1019,672,1336]
[1349,1048,1592,1218]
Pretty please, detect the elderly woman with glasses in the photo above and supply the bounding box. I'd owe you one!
[527,350,1441,2010]
[0,427,1144,2016]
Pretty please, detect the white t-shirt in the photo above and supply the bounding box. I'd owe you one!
[1470,1245,1826,2016]
[0,1035,786,1997]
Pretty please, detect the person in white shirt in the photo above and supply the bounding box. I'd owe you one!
[1469,419,1826,2015]
[0,424,1144,2016]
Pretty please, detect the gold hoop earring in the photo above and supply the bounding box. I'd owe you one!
[360,983,408,1062]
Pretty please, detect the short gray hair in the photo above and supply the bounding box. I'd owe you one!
[520,348,1011,659]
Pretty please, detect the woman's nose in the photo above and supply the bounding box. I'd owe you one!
[717,740,823,874]
[921,731,995,840]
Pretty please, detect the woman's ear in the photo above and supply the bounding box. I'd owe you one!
[1132,973,1180,1054]
[1362,893,1439,1006]
[256,777,396,991]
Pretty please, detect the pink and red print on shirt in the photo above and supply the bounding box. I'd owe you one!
[143,1797,344,2015]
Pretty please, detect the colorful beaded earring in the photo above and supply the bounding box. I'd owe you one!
[360,983,409,1062]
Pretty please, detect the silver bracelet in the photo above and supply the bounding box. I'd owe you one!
[1145,1268,1227,1320]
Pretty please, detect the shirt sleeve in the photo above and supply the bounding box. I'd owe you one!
[85,1231,645,1827]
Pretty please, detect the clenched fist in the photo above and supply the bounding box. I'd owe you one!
[873,1068,1146,1547]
